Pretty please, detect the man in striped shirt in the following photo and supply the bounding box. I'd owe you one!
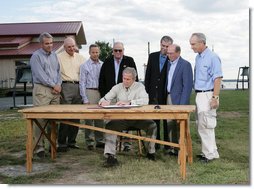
[80,44,105,150]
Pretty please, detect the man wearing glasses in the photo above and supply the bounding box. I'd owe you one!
[99,41,138,97]
[99,41,139,152]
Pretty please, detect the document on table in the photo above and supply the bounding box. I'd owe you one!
[101,104,142,109]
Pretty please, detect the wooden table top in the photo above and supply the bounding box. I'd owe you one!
[19,104,196,113]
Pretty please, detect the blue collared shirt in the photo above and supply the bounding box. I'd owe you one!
[30,48,62,87]
[79,58,103,103]
[167,57,179,93]
[159,54,167,72]
[194,48,223,90]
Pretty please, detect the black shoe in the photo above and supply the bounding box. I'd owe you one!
[103,154,119,167]
[96,143,105,148]
[123,146,131,152]
[87,145,94,150]
[57,146,68,152]
[147,153,156,161]
[199,156,213,163]
[168,151,178,156]
[68,144,80,149]
[37,151,45,158]
[196,154,205,159]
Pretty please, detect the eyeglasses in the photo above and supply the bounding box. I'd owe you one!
[114,49,123,52]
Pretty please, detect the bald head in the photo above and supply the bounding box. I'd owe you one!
[64,37,77,56]
[167,44,181,62]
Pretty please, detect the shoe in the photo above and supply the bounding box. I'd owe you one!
[68,144,80,149]
[37,151,45,158]
[87,145,94,150]
[196,154,205,159]
[103,154,119,167]
[168,151,178,156]
[57,146,68,152]
[123,146,131,152]
[199,156,213,163]
[96,143,105,148]
[147,153,156,161]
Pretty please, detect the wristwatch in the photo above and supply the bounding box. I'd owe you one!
[212,95,219,100]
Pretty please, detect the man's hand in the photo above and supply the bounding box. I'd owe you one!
[52,85,61,94]
[99,100,110,106]
[210,98,219,109]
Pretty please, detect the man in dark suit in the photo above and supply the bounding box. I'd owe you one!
[99,41,138,151]
[99,41,138,97]
[165,44,193,156]
[144,36,173,150]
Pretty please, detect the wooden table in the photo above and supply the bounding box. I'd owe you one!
[19,104,195,180]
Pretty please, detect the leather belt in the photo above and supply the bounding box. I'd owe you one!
[62,81,79,84]
[195,89,214,93]
[87,88,98,90]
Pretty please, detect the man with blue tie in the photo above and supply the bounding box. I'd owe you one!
[144,36,173,150]
[165,44,193,156]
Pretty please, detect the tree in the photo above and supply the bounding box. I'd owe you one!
[95,41,113,62]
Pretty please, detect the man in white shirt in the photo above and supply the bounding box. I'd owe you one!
[99,67,157,167]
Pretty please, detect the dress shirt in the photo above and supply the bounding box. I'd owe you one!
[194,48,223,90]
[30,48,62,87]
[57,51,85,82]
[167,57,179,93]
[99,82,149,105]
[80,58,103,103]
[114,58,122,84]
[159,54,167,72]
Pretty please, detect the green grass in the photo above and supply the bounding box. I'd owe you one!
[0,90,250,184]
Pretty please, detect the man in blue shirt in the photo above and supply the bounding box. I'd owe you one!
[189,33,223,163]
[30,32,62,158]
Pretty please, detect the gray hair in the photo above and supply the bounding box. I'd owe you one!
[113,41,124,49]
[173,44,181,53]
[123,67,137,79]
[38,32,53,43]
[160,35,173,44]
[191,33,206,44]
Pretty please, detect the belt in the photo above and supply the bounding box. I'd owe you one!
[87,88,98,90]
[62,81,79,84]
[195,89,214,93]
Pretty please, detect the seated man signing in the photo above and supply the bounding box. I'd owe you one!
[99,67,157,167]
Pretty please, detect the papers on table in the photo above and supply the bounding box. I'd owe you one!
[100,104,142,109]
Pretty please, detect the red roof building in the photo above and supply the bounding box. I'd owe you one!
[0,21,86,88]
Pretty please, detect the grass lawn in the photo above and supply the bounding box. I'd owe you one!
[0,90,249,184]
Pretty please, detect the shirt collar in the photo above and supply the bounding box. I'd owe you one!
[160,53,167,59]
[170,57,180,65]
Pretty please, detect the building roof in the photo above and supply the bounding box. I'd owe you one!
[0,21,86,58]
[0,42,63,58]
[0,21,86,44]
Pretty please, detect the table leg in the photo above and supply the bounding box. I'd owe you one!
[179,120,186,180]
[185,118,193,164]
[51,121,57,159]
[26,119,33,173]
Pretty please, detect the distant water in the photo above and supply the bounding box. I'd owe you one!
[222,80,249,90]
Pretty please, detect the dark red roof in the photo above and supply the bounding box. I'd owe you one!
[0,21,86,58]
[0,42,63,58]
[0,21,83,36]
[0,36,32,47]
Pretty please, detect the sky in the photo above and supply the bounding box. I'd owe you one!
[0,0,250,80]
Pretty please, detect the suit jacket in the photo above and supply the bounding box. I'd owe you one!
[166,57,193,105]
[144,51,168,104]
[99,55,138,97]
